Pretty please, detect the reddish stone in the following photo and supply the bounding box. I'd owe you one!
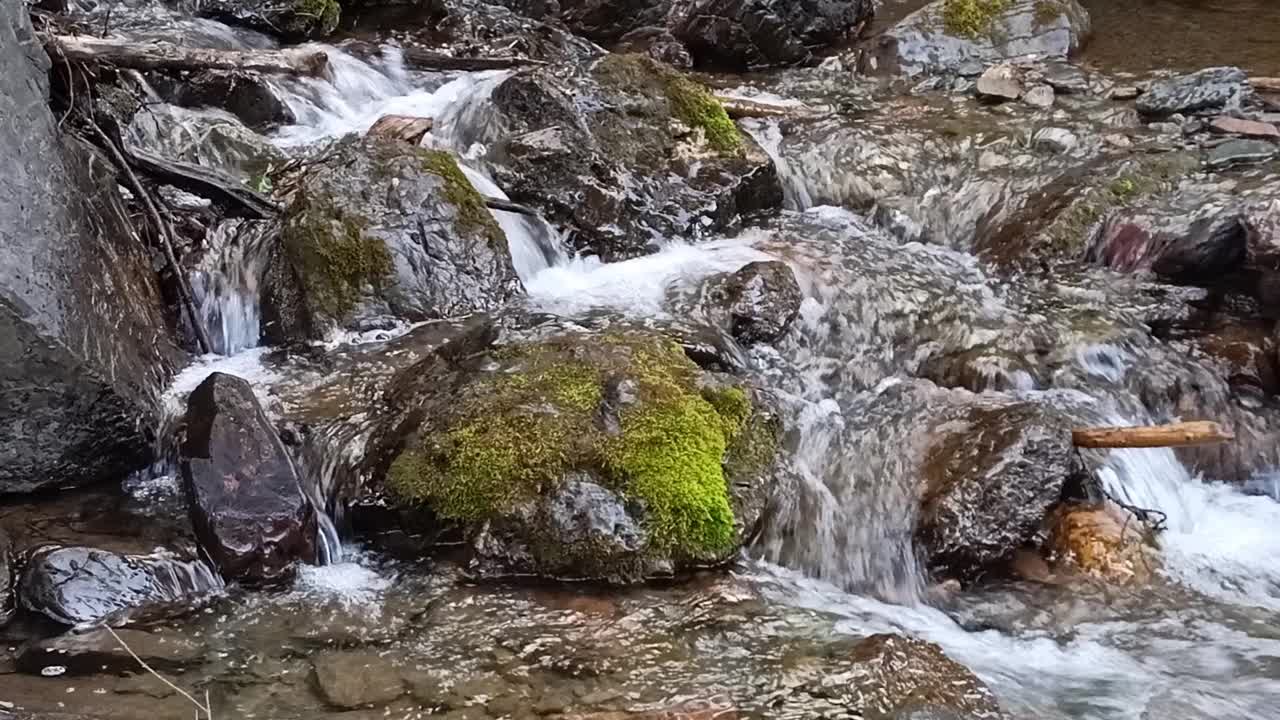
[1208,116,1280,139]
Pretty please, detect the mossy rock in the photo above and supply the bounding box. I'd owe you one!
[374,320,781,583]
[197,0,340,40]
[262,136,520,344]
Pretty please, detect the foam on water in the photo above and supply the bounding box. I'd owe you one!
[292,549,393,608]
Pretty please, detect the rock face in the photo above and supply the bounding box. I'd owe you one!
[1136,66,1253,117]
[0,0,182,495]
[198,0,340,40]
[487,54,781,261]
[181,372,317,583]
[368,318,781,583]
[546,0,872,68]
[865,0,1091,76]
[262,137,521,344]
[17,546,222,626]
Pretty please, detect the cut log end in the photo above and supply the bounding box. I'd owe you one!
[1071,421,1234,449]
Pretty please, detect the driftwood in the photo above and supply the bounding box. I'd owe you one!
[44,34,330,77]
[367,114,434,145]
[341,41,546,72]
[1071,421,1233,449]
[483,197,540,217]
[123,146,279,219]
[716,95,802,120]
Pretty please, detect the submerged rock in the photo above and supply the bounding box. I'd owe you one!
[312,651,406,708]
[0,1,182,495]
[864,0,1091,77]
[674,260,803,345]
[367,318,782,583]
[17,546,221,626]
[181,372,317,583]
[1136,66,1253,117]
[262,137,521,343]
[17,627,206,676]
[487,54,781,261]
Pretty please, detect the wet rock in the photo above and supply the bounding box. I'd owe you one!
[367,115,435,145]
[17,545,221,627]
[1022,83,1055,108]
[0,2,182,495]
[16,628,206,675]
[864,0,1091,77]
[1204,139,1278,169]
[262,137,521,343]
[198,0,339,40]
[1032,126,1078,153]
[181,372,317,583]
[0,527,12,626]
[147,70,296,130]
[1110,85,1142,100]
[312,651,405,708]
[1037,60,1090,94]
[976,64,1022,102]
[678,261,803,345]
[367,318,782,583]
[571,696,737,718]
[1046,502,1155,583]
[1208,116,1280,139]
[487,55,781,261]
[1136,66,1252,117]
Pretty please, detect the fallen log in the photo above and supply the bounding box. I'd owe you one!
[341,41,547,72]
[483,197,540,217]
[122,146,280,220]
[715,95,803,120]
[1071,421,1233,449]
[43,34,330,77]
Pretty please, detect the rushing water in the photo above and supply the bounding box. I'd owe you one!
[95,12,1280,719]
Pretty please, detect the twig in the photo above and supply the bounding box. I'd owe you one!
[86,121,213,354]
[103,626,212,718]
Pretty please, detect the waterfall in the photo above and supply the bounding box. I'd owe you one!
[189,219,273,355]
[740,118,814,211]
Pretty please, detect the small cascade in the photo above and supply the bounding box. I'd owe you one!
[461,165,569,281]
[740,118,814,211]
[189,219,274,355]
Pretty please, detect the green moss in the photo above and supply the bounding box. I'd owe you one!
[664,76,743,155]
[386,334,760,558]
[281,189,392,321]
[942,0,1011,39]
[417,148,505,247]
[292,0,339,34]
[724,411,781,482]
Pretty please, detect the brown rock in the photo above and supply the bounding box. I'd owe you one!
[367,115,435,145]
[1208,116,1280,139]
[311,651,404,709]
[1046,502,1156,583]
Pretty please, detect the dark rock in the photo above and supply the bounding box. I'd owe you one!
[0,0,182,495]
[1207,116,1280,139]
[487,55,781,261]
[17,545,221,627]
[1204,139,1278,169]
[0,527,12,626]
[148,70,296,130]
[180,372,317,583]
[365,318,782,583]
[432,0,604,65]
[1136,66,1252,117]
[262,137,521,344]
[1151,213,1250,284]
[312,651,405,708]
[679,261,803,345]
[864,0,1091,77]
[976,64,1022,102]
[17,628,206,676]
[198,0,340,40]
[617,26,693,68]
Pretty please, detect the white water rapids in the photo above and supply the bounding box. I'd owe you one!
[142,40,1280,720]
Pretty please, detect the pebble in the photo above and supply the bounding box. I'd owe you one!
[1022,84,1056,109]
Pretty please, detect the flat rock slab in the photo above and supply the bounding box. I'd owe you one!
[17,628,206,676]
[1137,66,1252,116]
[311,651,405,708]
[1208,116,1280,138]
[1205,139,1278,169]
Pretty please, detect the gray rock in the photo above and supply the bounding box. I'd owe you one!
[0,0,183,495]
[694,261,803,345]
[18,545,221,626]
[17,628,206,676]
[261,137,522,343]
[1136,66,1253,117]
[1022,84,1056,108]
[976,64,1022,102]
[1032,127,1078,153]
[0,527,12,626]
[1037,61,1090,94]
[865,0,1091,77]
[312,651,405,708]
[1204,139,1278,169]
[181,372,317,583]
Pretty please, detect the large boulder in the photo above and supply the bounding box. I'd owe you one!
[180,372,317,583]
[17,545,222,626]
[262,137,522,344]
[0,0,183,495]
[365,318,782,583]
[487,54,782,261]
[863,0,1091,77]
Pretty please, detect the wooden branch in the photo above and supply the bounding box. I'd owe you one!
[123,146,279,219]
[1072,421,1233,449]
[715,95,802,119]
[483,197,540,217]
[43,34,330,77]
[341,41,546,72]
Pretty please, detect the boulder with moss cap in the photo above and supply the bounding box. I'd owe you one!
[863,0,1091,77]
[261,135,522,344]
[366,316,782,583]
[486,53,782,261]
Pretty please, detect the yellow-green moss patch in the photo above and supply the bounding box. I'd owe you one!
[281,189,392,320]
[942,0,1011,39]
[418,148,505,247]
[386,333,768,557]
